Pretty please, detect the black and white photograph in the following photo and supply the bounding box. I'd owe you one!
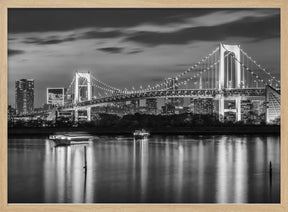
[7,8,280,204]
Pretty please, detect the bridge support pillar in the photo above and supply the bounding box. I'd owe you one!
[218,96,242,122]
[74,109,78,122]
[235,96,241,122]
[218,97,225,122]
[87,108,91,121]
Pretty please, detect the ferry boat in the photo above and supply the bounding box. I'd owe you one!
[133,129,150,139]
[49,134,92,146]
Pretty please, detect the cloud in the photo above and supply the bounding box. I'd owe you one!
[124,14,280,46]
[8,49,25,56]
[80,30,123,39]
[21,29,123,46]
[97,47,124,54]
[8,8,214,33]
[23,35,76,45]
[126,48,143,54]
[97,47,143,54]
[11,9,279,51]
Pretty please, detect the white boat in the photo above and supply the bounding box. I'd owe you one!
[133,129,150,139]
[49,134,92,146]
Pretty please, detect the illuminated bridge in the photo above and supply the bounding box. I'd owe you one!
[59,43,280,123]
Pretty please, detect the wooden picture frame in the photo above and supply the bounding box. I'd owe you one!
[0,0,287,211]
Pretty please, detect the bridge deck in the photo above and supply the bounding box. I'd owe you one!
[62,88,266,110]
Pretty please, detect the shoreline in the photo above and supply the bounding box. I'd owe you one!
[8,125,280,137]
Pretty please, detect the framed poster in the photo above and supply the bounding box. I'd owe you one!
[0,0,287,211]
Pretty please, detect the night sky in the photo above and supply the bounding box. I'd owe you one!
[8,8,280,107]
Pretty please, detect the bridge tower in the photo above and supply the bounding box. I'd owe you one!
[218,43,242,122]
[219,43,241,89]
[74,71,92,121]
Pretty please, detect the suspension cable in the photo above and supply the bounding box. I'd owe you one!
[240,48,280,85]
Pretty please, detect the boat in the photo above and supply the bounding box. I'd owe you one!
[133,129,150,139]
[49,134,92,146]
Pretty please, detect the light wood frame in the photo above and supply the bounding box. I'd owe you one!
[0,0,287,211]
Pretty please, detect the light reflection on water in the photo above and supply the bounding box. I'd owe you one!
[8,135,280,203]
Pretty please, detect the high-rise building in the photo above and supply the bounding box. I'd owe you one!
[15,79,34,114]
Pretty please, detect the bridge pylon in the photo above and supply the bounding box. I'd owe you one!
[218,43,242,122]
[74,71,92,121]
[219,43,241,89]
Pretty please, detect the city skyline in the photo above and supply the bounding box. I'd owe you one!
[8,8,280,107]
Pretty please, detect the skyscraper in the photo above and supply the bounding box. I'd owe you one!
[15,79,34,114]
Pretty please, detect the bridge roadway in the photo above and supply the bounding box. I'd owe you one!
[61,87,266,110]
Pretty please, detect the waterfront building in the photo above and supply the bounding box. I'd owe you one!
[15,79,34,115]
[43,103,54,111]
[33,107,45,113]
[47,88,65,106]
[161,103,175,115]
[8,105,16,120]
[252,100,260,115]
[266,85,280,124]
[175,106,189,114]
[188,99,195,113]
[250,100,265,124]
[259,101,266,115]
[224,111,236,122]
[241,100,252,123]
[130,99,140,113]
[146,98,157,114]
[193,98,214,115]
[164,77,184,114]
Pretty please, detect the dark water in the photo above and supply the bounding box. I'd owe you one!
[8,134,280,203]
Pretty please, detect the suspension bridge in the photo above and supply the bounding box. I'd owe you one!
[58,43,280,123]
